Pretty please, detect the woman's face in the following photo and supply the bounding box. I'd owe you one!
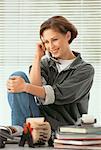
[41,29,70,59]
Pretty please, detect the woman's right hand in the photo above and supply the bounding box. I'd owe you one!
[31,121,51,143]
[34,42,46,60]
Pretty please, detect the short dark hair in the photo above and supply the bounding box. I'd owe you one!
[40,16,78,44]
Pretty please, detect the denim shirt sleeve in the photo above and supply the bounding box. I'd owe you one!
[40,58,94,105]
[53,64,94,105]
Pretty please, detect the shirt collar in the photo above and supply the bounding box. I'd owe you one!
[49,51,82,69]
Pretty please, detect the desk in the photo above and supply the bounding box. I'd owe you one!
[4,144,54,150]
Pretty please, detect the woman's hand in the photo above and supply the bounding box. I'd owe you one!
[39,122,51,142]
[7,76,26,93]
[31,121,51,143]
[34,42,46,60]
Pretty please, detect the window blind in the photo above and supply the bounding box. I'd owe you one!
[0,0,101,125]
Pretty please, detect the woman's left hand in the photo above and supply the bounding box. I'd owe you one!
[7,76,26,93]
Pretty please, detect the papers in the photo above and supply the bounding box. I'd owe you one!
[0,125,23,141]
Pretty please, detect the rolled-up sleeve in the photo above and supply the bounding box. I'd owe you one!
[43,85,55,105]
[38,85,55,105]
[38,77,55,105]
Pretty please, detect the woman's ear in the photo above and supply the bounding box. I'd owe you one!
[66,31,71,43]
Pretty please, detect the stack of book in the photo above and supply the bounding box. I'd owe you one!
[54,124,101,149]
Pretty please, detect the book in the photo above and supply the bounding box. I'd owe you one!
[54,143,101,149]
[54,139,101,145]
[59,124,101,134]
[0,125,23,142]
[56,132,101,140]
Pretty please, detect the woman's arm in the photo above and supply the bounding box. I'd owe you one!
[7,76,46,99]
[53,64,94,105]
[29,42,45,86]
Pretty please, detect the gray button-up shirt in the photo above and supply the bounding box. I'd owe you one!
[38,51,94,131]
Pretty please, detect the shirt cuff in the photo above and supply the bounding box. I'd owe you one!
[41,85,55,105]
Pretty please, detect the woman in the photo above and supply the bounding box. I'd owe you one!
[7,16,94,143]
